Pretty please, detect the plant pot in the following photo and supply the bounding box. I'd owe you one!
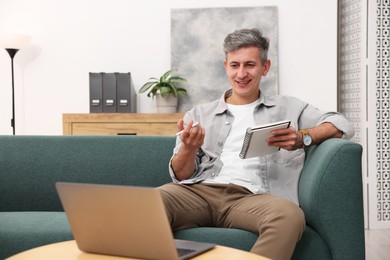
[155,94,178,113]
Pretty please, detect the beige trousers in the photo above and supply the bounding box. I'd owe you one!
[158,183,305,260]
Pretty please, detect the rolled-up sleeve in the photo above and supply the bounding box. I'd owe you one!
[319,113,355,139]
[298,102,355,140]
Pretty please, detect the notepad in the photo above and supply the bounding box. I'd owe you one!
[239,120,291,159]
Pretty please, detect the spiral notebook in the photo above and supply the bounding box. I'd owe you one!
[239,120,291,159]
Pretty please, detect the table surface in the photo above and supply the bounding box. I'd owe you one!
[9,240,270,260]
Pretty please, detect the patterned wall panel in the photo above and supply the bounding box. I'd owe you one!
[338,0,364,144]
[375,0,390,222]
[339,0,390,227]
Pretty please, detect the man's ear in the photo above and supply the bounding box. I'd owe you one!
[262,59,271,76]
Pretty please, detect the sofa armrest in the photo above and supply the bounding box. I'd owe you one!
[299,138,365,259]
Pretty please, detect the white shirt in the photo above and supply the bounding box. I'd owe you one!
[204,99,267,194]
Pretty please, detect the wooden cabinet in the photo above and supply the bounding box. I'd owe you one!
[63,113,184,136]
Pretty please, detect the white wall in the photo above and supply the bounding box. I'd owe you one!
[0,0,337,135]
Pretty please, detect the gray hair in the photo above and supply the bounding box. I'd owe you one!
[223,28,270,65]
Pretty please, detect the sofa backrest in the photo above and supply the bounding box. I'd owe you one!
[0,135,176,212]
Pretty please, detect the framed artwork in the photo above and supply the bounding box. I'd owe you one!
[171,6,279,112]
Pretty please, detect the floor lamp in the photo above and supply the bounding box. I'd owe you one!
[0,33,31,135]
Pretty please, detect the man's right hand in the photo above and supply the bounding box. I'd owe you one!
[172,119,205,181]
[177,119,204,150]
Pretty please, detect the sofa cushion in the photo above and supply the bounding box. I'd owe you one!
[174,227,257,251]
[292,226,331,259]
[174,225,331,259]
[0,136,175,212]
[0,212,73,259]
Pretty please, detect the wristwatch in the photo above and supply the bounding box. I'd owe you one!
[300,129,313,147]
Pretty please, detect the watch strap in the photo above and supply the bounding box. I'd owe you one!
[300,129,310,135]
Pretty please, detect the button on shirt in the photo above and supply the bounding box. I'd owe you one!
[168,90,354,205]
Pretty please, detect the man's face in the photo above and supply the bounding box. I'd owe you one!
[224,46,270,104]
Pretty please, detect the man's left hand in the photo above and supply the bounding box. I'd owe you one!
[267,126,303,151]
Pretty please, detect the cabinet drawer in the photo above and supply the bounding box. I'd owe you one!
[63,113,184,136]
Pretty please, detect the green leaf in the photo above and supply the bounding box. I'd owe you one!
[161,69,172,82]
[169,84,178,96]
[139,81,157,94]
[169,76,187,83]
[148,87,159,98]
[159,86,171,97]
[176,87,187,95]
[139,69,187,98]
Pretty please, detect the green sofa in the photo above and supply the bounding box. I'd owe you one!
[0,135,365,259]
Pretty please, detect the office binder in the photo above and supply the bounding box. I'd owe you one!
[128,74,136,113]
[90,72,136,113]
[102,73,117,113]
[89,73,103,113]
[116,73,136,113]
[239,120,291,159]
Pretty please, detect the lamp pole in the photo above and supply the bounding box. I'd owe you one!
[1,33,31,135]
[5,48,19,135]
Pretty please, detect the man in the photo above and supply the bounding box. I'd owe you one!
[158,28,354,260]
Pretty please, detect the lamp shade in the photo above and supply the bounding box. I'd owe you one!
[0,33,31,49]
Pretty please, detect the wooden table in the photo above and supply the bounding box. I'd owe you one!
[8,240,270,260]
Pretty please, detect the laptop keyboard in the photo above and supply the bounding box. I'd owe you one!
[177,248,196,256]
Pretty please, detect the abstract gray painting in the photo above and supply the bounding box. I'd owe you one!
[171,6,279,112]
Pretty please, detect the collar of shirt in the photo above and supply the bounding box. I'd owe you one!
[214,89,278,115]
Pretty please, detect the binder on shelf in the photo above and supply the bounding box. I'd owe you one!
[89,72,137,113]
[116,72,136,113]
[128,74,136,113]
[89,73,103,113]
[102,73,117,113]
[239,120,291,159]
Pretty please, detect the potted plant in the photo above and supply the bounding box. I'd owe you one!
[139,69,187,113]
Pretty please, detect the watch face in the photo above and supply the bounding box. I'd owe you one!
[303,134,312,146]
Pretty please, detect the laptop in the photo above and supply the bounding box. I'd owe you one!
[56,182,215,260]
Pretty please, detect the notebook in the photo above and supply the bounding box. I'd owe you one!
[56,182,215,260]
[239,120,291,159]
